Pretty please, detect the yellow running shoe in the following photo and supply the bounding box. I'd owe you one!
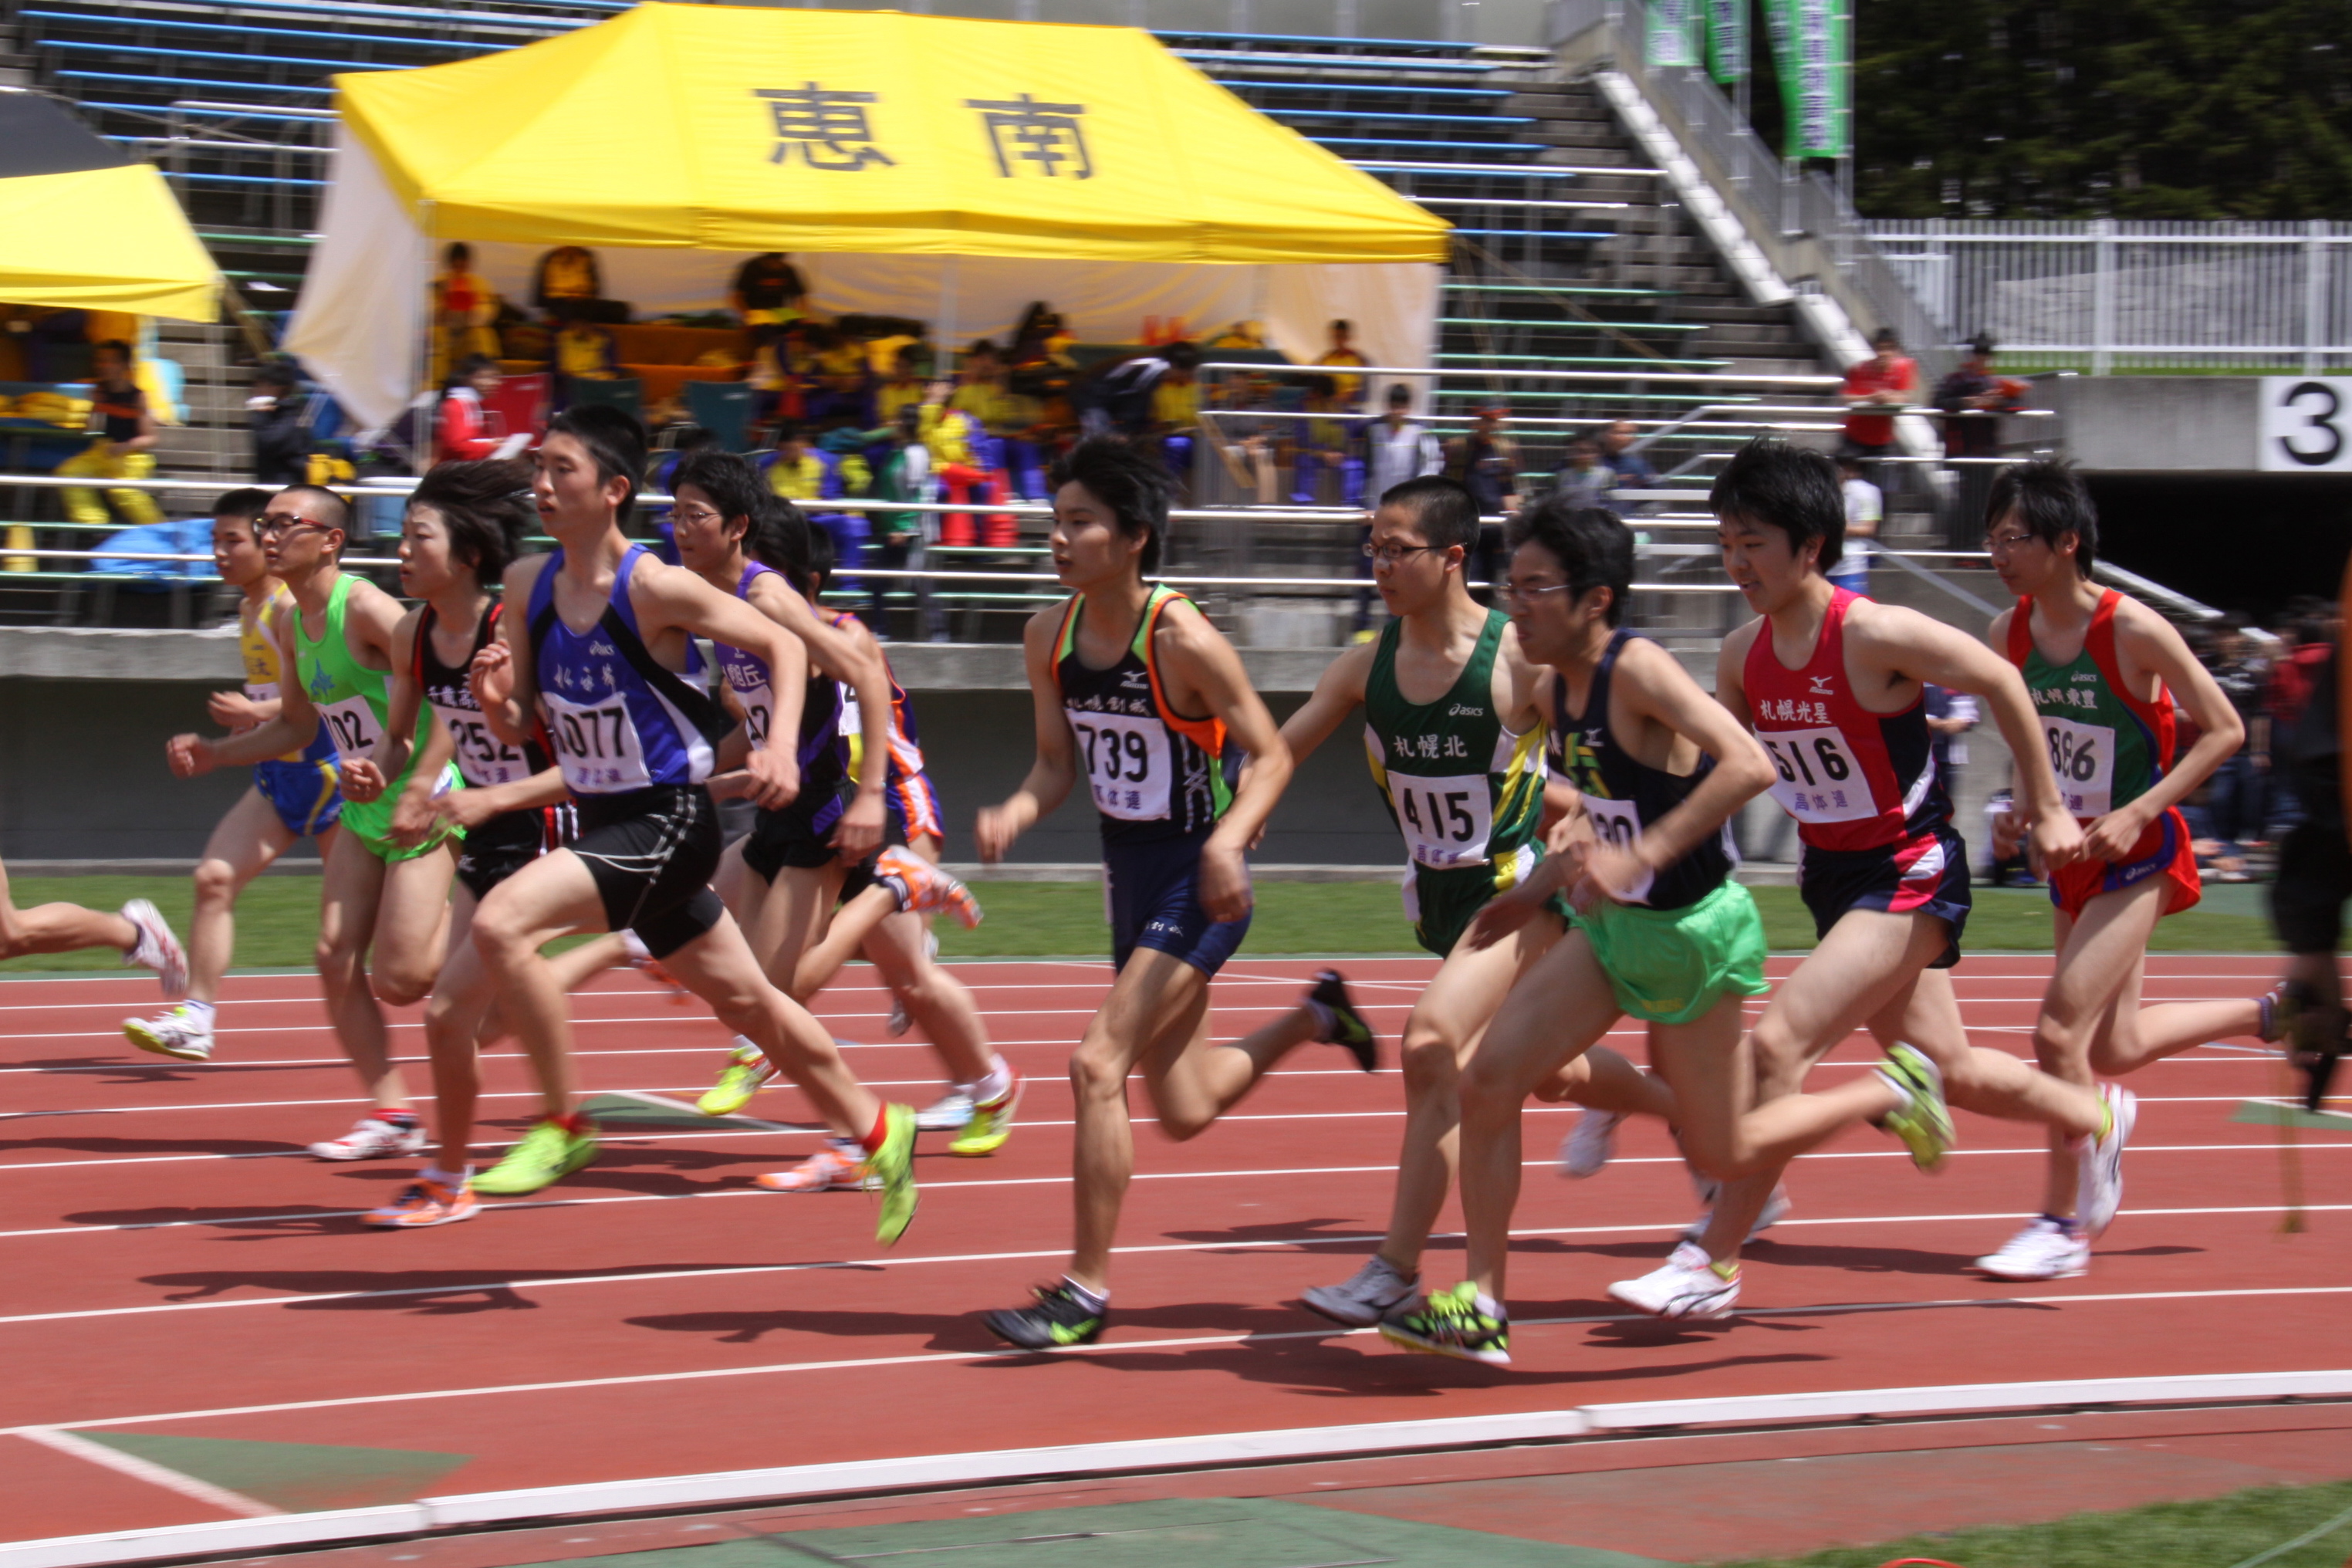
[697,1043,776,1117]
[948,1069,1023,1157]
[472,1117,600,1196]
[867,1102,918,1245]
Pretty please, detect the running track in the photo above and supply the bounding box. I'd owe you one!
[1,953,2347,1557]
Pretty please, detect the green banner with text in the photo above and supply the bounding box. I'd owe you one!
[1705,0,1748,85]
[1647,0,1701,69]
[1763,0,1847,157]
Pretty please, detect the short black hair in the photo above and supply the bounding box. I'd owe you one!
[671,425,719,455]
[1330,319,1352,334]
[253,363,298,392]
[671,448,768,555]
[276,483,351,553]
[1385,382,1412,407]
[1508,498,1634,627]
[1870,328,1901,350]
[1163,341,1201,373]
[93,338,133,365]
[1377,475,1479,554]
[211,488,269,522]
[457,352,498,379]
[1049,436,1173,576]
[803,524,835,597]
[1708,437,1844,573]
[546,404,648,522]
[408,458,534,581]
[772,420,805,446]
[750,491,813,585]
[1985,458,2098,573]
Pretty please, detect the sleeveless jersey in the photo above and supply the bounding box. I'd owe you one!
[832,611,929,791]
[416,601,542,789]
[1053,584,1232,846]
[1361,609,1545,890]
[1742,586,1948,853]
[1547,628,1735,910]
[525,544,732,795]
[293,573,436,788]
[2006,589,2174,821]
[712,562,786,753]
[240,586,333,765]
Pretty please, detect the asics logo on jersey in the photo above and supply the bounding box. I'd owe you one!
[1448,704,1485,718]
[1808,675,1837,696]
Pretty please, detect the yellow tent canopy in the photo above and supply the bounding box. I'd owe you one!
[0,96,219,323]
[333,2,1449,265]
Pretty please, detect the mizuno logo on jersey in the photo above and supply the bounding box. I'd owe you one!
[1809,675,1837,696]
[1120,670,1151,691]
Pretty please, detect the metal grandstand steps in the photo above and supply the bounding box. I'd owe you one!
[154,319,249,482]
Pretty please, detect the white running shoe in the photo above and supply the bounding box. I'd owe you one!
[1299,1255,1420,1327]
[886,996,912,1037]
[1607,1240,1740,1320]
[915,1087,974,1131]
[2074,1083,2136,1239]
[307,1117,427,1162]
[1558,1108,1624,1178]
[120,900,188,999]
[1683,1178,1793,1244]
[1975,1217,2090,1280]
[123,1005,214,1062]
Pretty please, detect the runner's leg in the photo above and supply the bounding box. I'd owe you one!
[0,857,138,958]
[1894,968,2105,1138]
[2026,883,2165,1217]
[313,831,407,1109]
[362,842,456,1009]
[186,787,294,1005]
[1069,948,1212,1291]
[422,887,495,1174]
[858,909,992,1084]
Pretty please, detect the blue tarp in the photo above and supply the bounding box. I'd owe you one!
[90,515,212,586]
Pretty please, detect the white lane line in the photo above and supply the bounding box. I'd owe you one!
[14,1428,281,1518]
[12,1281,2350,1437]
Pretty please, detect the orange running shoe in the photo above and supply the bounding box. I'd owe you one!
[754,1141,879,1193]
[363,1174,481,1228]
[876,847,982,930]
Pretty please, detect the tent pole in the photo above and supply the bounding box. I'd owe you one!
[415,198,438,481]
[938,255,960,365]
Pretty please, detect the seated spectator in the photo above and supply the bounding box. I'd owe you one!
[1830,451,1881,595]
[731,252,806,326]
[1553,434,1613,510]
[436,354,508,465]
[950,339,1046,499]
[1597,417,1656,490]
[1146,343,1203,479]
[552,311,620,393]
[803,326,875,431]
[868,402,945,641]
[874,345,929,432]
[431,242,502,390]
[1315,318,1368,410]
[763,420,872,577]
[1451,404,1519,596]
[532,245,620,323]
[59,338,162,529]
[1290,373,1358,507]
[247,362,308,486]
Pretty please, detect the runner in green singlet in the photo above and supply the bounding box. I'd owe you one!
[169,484,464,1162]
[1273,477,1675,1330]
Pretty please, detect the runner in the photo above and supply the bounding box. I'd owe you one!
[167,483,464,1161]
[0,872,181,990]
[1600,437,2117,1318]
[1979,460,2267,1278]
[462,407,922,1245]
[346,461,634,1225]
[975,438,1368,1351]
[128,488,338,1061]
[1264,477,1672,1330]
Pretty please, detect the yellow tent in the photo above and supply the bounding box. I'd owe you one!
[0,96,219,323]
[331,3,1449,265]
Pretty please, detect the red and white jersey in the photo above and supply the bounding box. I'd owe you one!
[1742,587,1949,853]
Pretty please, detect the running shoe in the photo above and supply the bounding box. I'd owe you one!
[123,1004,213,1063]
[2273,982,2347,1113]
[697,1042,776,1117]
[1682,1176,1793,1243]
[1307,969,1378,1072]
[886,997,912,1037]
[1299,1255,1420,1328]
[1607,1240,1740,1320]
[1378,1282,1511,1367]
[867,1101,919,1245]
[2257,982,2293,1044]
[877,847,982,930]
[1975,1217,2090,1280]
[363,1175,481,1229]
[1559,1108,1623,1178]
[915,1087,975,1132]
[1875,1043,1955,1171]
[949,1070,1023,1157]
[471,1118,600,1195]
[984,1282,1107,1350]
[2073,1083,2136,1238]
[120,899,188,1000]
[755,1140,878,1192]
[307,1117,427,1162]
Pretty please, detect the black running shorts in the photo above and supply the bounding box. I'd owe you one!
[569,784,725,959]
[740,781,853,885]
[2272,822,2352,955]
[455,806,560,903]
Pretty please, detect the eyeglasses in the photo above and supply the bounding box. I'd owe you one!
[1362,542,1443,566]
[1498,579,1573,607]
[1982,531,2039,555]
[253,512,327,539]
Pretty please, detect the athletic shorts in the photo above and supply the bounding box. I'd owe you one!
[337,766,465,864]
[741,781,853,884]
[1799,824,1971,968]
[252,758,342,838]
[1104,833,1251,978]
[455,806,566,903]
[2047,804,2201,921]
[570,783,725,960]
[1404,845,1549,957]
[2272,821,2352,955]
[1575,878,1771,1026]
[887,770,944,845]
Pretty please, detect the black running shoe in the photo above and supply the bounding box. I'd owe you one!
[983,1282,1107,1350]
[1308,968,1377,1072]
[2276,981,2346,1113]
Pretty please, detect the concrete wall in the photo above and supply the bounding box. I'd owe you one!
[2040,376,2266,473]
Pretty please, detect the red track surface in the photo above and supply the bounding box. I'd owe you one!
[2,953,2346,1549]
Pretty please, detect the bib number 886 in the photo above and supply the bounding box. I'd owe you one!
[2046,724,2100,782]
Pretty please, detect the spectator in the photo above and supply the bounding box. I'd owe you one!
[873,344,930,433]
[1840,326,1915,465]
[1453,404,1519,596]
[435,353,507,465]
[1597,417,1657,489]
[1924,679,1979,804]
[1936,331,2012,545]
[552,313,620,391]
[430,242,502,390]
[59,339,161,528]
[1982,788,2039,887]
[532,245,614,322]
[1289,373,1357,506]
[1830,451,1881,596]
[869,402,944,642]
[1553,434,1613,510]
[2205,614,2273,881]
[247,363,308,486]
[764,419,872,580]
[1354,385,1443,633]
[950,339,1046,499]
[2266,597,2337,840]
[730,252,806,326]
[1314,317,1368,410]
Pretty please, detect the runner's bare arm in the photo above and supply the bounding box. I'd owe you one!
[343,607,427,805]
[716,567,890,847]
[169,596,313,773]
[384,701,459,847]
[1275,639,1374,766]
[475,556,547,749]
[699,574,808,806]
[1712,617,1762,733]
[1586,637,1774,900]
[814,610,895,860]
[1495,617,1548,735]
[976,607,1080,862]
[1158,600,1293,923]
[629,557,813,810]
[2097,598,2246,857]
[438,764,569,830]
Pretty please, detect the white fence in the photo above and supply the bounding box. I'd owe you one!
[1867,219,2352,373]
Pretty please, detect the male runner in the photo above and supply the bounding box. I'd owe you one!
[1269,477,1671,1328]
[0,874,181,988]
[1980,461,2268,1277]
[1603,438,2118,1318]
[976,438,1364,1350]
[464,407,923,1245]
[2266,569,2352,1113]
[167,484,463,1161]
[129,488,340,1060]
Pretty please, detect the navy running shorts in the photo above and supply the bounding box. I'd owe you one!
[1103,833,1252,978]
[1799,823,1972,968]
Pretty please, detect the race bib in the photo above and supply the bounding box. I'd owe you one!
[1759,726,1878,823]
[1581,795,1656,904]
[732,679,776,753]
[543,690,652,793]
[432,702,534,789]
[1387,769,1493,870]
[1070,708,1171,822]
[315,694,383,768]
[2043,715,2115,818]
